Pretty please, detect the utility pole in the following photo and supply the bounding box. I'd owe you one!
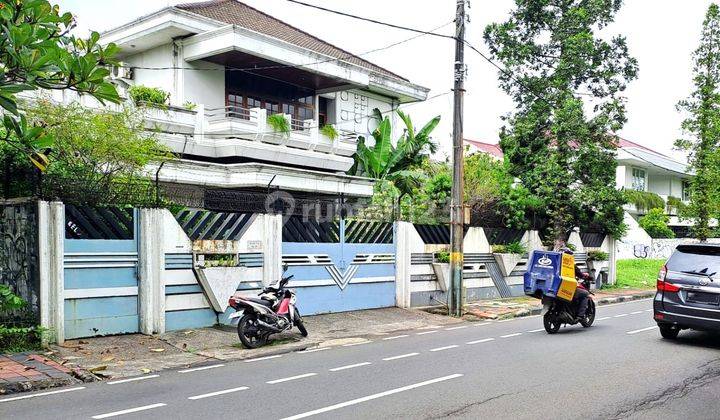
[449,0,466,317]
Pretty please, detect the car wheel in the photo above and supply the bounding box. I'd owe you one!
[658,323,680,340]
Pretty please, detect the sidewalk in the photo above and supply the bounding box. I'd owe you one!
[0,352,84,395]
[47,307,463,382]
[463,288,655,320]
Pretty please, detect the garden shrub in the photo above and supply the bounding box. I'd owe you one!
[639,208,675,238]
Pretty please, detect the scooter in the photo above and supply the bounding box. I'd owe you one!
[542,272,596,334]
[227,271,307,348]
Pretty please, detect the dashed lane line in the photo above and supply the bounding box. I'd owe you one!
[107,375,159,385]
[630,311,644,315]
[596,317,611,321]
[298,347,331,354]
[329,362,372,372]
[416,330,438,336]
[382,353,420,361]
[178,364,224,373]
[627,326,657,335]
[279,374,464,420]
[244,355,282,363]
[473,322,491,327]
[466,338,495,345]
[614,314,629,318]
[527,328,545,333]
[91,403,166,419]
[343,341,372,347]
[382,335,409,341]
[0,387,85,403]
[500,333,522,338]
[267,373,318,384]
[445,326,468,331]
[429,345,459,352]
[188,386,249,400]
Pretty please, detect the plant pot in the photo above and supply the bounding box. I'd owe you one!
[493,253,524,277]
[194,266,246,312]
[431,263,450,292]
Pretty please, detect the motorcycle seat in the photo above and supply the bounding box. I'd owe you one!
[245,297,274,307]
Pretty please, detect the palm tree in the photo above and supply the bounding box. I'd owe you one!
[348,108,440,197]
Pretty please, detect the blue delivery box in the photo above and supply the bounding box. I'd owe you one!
[523,250,577,301]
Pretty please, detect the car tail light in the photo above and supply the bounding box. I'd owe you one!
[657,265,680,293]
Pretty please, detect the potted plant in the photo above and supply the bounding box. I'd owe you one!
[267,113,291,137]
[432,251,450,292]
[128,85,170,108]
[492,241,527,276]
[320,124,339,140]
[586,250,609,282]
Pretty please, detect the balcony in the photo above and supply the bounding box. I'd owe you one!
[148,104,358,172]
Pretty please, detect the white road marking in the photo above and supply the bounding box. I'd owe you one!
[178,364,224,373]
[329,362,372,372]
[244,355,282,363]
[188,386,249,400]
[630,311,643,315]
[382,335,409,341]
[279,374,464,420]
[429,345,459,352]
[92,403,166,419]
[107,375,159,385]
[267,373,318,384]
[382,353,419,361]
[614,314,629,318]
[627,326,657,335]
[473,322,491,327]
[0,386,85,403]
[466,338,495,345]
[645,309,653,312]
[298,347,331,354]
[527,328,545,333]
[596,317,611,321]
[500,333,522,338]
[342,341,372,347]
[416,330,438,335]
[445,326,468,331]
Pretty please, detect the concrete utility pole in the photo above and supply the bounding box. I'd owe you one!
[449,0,466,317]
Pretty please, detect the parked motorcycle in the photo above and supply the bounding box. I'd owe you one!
[541,272,596,334]
[228,271,307,348]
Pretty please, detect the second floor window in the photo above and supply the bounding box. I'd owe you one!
[631,168,646,191]
[682,180,691,201]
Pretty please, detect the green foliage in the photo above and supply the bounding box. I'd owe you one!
[676,4,720,241]
[128,85,169,107]
[0,285,25,313]
[622,190,665,212]
[0,285,41,353]
[435,251,450,263]
[492,241,527,255]
[267,113,291,136]
[666,195,688,215]
[484,0,637,244]
[639,208,675,238]
[183,101,197,111]
[320,124,339,140]
[0,0,121,169]
[1,100,173,206]
[566,243,577,252]
[587,250,609,262]
[605,259,665,290]
[348,108,440,197]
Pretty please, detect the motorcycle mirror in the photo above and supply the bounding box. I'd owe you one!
[282,263,289,272]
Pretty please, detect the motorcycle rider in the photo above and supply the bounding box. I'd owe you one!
[560,247,590,321]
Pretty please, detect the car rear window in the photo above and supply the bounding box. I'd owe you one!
[667,245,720,274]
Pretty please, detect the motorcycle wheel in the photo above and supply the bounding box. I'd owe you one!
[237,314,268,349]
[294,309,308,337]
[543,312,562,334]
[580,300,596,328]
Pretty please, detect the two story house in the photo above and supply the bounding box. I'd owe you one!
[84,0,429,208]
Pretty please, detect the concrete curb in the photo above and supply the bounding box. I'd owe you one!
[0,376,79,396]
[479,291,655,321]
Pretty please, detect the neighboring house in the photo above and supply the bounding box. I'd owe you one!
[464,138,695,236]
[49,0,429,203]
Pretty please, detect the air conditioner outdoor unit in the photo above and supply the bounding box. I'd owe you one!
[110,63,133,80]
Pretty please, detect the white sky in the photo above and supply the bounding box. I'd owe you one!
[56,0,717,160]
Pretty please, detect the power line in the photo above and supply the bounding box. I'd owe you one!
[282,0,456,40]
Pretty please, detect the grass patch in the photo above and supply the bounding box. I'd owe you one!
[605,259,665,290]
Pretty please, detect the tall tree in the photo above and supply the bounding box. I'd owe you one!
[0,0,121,167]
[676,3,720,241]
[485,0,637,248]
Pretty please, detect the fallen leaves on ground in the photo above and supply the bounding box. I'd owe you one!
[89,365,107,373]
[149,348,165,352]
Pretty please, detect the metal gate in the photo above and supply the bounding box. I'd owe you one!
[63,205,140,339]
[282,217,395,315]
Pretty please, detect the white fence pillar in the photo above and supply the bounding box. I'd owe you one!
[138,209,165,335]
[38,201,64,344]
[263,213,283,285]
[464,227,491,253]
[394,221,413,308]
[568,227,585,252]
[521,230,544,252]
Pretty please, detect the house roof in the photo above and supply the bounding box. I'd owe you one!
[175,0,408,82]
[464,139,503,159]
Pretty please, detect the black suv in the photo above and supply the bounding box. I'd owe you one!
[654,244,720,339]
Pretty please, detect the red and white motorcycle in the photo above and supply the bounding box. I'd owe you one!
[228,273,307,348]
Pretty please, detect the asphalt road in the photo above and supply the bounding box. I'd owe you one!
[2,298,720,420]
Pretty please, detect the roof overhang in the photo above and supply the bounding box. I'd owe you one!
[151,160,375,197]
[100,7,222,58]
[617,147,692,176]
